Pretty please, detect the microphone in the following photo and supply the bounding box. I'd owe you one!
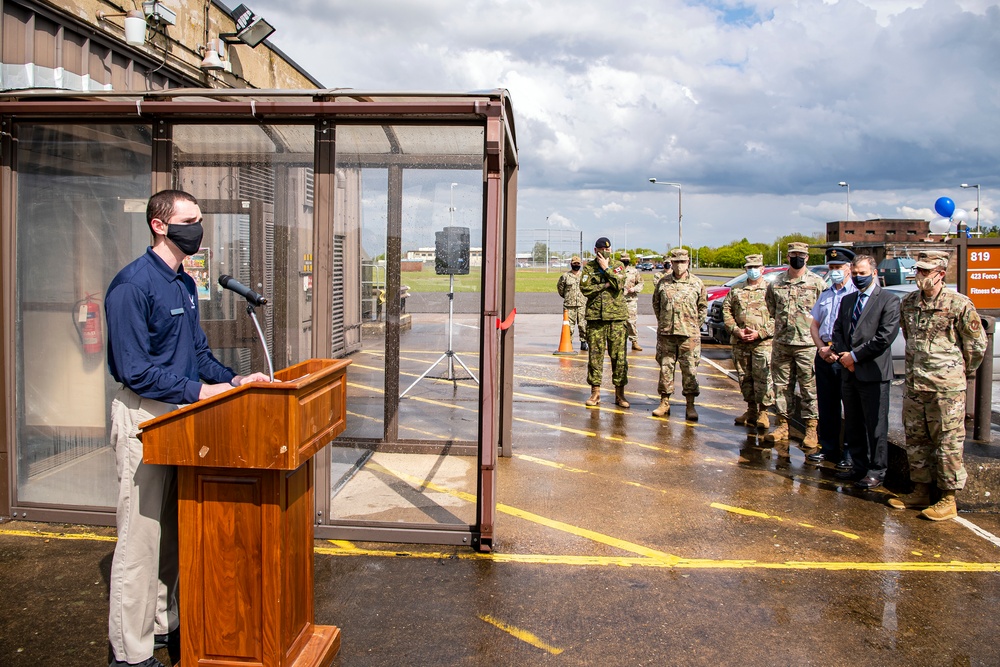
[218,275,267,306]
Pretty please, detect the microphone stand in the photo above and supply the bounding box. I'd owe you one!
[245,302,274,382]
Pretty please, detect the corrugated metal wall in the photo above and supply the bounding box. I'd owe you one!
[1,0,192,91]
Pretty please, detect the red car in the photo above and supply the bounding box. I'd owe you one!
[705,266,786,303]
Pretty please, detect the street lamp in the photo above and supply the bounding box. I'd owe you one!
[838,181,850,221]
[649,178,683,250]
[961,183,981,234]
[449,182,458,225]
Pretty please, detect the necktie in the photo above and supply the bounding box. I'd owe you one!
[850,293,867,336]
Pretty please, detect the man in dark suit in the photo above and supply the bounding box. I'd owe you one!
[826,255,901,489]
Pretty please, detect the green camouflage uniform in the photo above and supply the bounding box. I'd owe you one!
[623,264,644,344]
[722,281,774,406]
[766,269,826,419]
[900,288,986,490]
[651,271,707,397]
[557,269,587,343]
[580,256,629,387]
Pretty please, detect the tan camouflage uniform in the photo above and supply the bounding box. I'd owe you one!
[557,268,587,344]
[722,280,774,407]
[580,254,629,388]
[652,269,707,398]
[623,263,644,346]
[766,268,826,420]
[900,287,986,490]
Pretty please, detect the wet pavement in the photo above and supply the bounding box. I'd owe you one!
[3,311,1000,666]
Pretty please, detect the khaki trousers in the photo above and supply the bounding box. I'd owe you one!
[108,387,179,664]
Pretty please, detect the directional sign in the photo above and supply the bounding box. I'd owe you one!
[965,245,1000,310]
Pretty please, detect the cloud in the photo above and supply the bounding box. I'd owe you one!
[250,0,999,246]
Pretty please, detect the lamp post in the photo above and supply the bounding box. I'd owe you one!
[838,181,850,221]
[961,183,981,234]
[450,182,457,225]
[649,178,683,250]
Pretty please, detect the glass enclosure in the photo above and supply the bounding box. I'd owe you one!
[15,123,151,508]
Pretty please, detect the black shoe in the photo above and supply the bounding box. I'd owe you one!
[580,341,589,351]
[110,657,166,667]
[835,458,853,472]
[855,476,883,490]
[805,452,825,464]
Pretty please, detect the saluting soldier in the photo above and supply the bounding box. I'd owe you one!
[580,237,630,408]
[651,248,707,420]
[621,251,645,351]
[722,254,774,429]
[557,255,588,351]
[764,241,827,450]
[891,250,987,520]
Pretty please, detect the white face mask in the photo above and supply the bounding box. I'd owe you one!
[829,269,845,284]
[746,268,762,280]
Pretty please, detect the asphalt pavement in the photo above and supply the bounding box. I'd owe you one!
[2,308,1000,666]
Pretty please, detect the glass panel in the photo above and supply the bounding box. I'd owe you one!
[330,125,484,529]
[172,124,315,374]
[15,123,152,507]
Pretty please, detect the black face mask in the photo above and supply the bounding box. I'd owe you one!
[852,274,874,290]
[788,255,806,270]
[166,222,204,256]
[571,264,581,271]
[621,260,630,266]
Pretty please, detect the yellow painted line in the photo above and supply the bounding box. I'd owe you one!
[479,614,564,655]
[3,528,995,574]
[365,460,679,562]
[311,544,1000,573]
[0,528,117,542]
[516,454,588,474]
[711,503,862,542]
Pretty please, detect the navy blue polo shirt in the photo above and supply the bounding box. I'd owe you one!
[106,247,235,404]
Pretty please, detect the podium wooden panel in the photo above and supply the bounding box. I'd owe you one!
[140,358,350,667]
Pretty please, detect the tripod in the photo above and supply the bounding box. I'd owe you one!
[400,273,479,397]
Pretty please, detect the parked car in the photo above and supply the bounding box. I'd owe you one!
[637,262,655,271]
[704,268,786,343]
[881,284,1000,379]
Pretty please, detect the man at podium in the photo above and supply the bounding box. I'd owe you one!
[104,189,270,667]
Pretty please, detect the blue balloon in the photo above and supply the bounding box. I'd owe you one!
[935,196,956,218]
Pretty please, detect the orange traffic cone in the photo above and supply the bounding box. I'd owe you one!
[553,309,577,355]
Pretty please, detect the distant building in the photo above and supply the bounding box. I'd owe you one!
[404,247,483,267]
[824,218,957,282]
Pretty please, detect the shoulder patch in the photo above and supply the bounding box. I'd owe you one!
[970,317,982,333]
[613,265,623,274]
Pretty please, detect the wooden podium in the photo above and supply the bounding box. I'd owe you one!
[140,358,351,667]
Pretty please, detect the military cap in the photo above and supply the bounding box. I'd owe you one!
[595,237,611,249]
[825,246,855,265]
[669,248,690,262]
[620,251,630,260]
[787,241,810,254]
[744,253,764,268]
[571,255,581,263]
[915,250,949,270]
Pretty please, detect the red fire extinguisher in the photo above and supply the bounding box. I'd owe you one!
[73,294,103,355]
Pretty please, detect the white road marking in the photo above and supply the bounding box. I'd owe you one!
[701,355,739,383]
[954,516,1000,548]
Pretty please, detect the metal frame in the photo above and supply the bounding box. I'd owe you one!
[0,90,518,550]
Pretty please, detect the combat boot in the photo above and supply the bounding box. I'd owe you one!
[580,340,589,351]
[764,418,789,443]
[921,490,957,521]
[734,402,757,426]
[585,386,601,407]
[685,396,698,421]
[755,404,770,430]
[614,386,630,408]
[652,396,671,417]
[802,418,819,452]
[631,340,643,352]
[888,482,932,510]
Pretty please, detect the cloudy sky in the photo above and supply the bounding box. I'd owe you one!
[249,0,998,252]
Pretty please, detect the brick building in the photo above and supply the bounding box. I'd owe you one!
[824,218,957,282]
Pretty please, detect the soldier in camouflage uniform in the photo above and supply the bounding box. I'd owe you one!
[722,254,774,429]
[621,252,645,351]
[651,248,707,420]
[764,242,827,449]
[557,255,588,351]
[891,250,986,521]
[580,237,630,408]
